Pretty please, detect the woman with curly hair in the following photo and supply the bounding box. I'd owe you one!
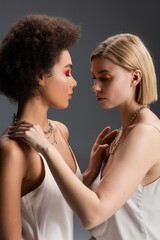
[0,14,83,240]
[9,33,160,240]
[0,14,117,240]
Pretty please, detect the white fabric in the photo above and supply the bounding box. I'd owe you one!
[89,172,160,240]
[89,122,160,240]
[21,153,82,240]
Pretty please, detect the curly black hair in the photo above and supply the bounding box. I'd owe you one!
[0,14,81,102]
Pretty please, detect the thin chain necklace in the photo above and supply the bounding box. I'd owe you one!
[13,113,57,144]
[109,105,149,155]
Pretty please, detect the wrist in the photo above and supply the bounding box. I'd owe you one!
[40,141,53,155]
[83,168,97,187]
[87,165,98,178]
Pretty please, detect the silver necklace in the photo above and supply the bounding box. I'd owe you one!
[13,113,57,144]
[44,120,57,144]
[109,105,149,155]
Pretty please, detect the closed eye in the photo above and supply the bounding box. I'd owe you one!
[65,70,71,77]
[99,77,112,81]
[99,73,112,82]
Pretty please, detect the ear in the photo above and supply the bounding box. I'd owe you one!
[36,70,46,87]
[130,70,142,87]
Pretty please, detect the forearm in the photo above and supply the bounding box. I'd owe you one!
[41,144,101,229]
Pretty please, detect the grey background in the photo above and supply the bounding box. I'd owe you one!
[0,0,160,239]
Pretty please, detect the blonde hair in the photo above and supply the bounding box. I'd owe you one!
[91,33,157,104]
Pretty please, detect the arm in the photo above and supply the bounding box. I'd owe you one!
[8,122,158,229]
[52,121,118,186]
[0,139,27,240]
[41,124,157,229]
[55,122,114,186]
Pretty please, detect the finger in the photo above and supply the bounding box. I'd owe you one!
[9,124,33,131]
[9,133,34,149]
[95,126,111,145]
[98,126,111,139]
[9,132,25,138]
[95,144,109,154]
[8,126,31,135]
[95,144,109,161]
[12,120,27,125]
[106,147,109,156]
[11,120,33,126]
[92,127,111,152]
[9,125,31,130]
[102,129,119,144]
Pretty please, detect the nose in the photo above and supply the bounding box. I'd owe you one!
[92,80,101,93]
[71,77,77,88]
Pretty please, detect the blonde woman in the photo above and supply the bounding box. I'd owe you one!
[8,34,160,239]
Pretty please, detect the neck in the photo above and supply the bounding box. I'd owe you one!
[118,101,145,129]
[16,97,50,131]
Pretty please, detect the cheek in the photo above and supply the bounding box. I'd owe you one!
[106,77,130,98]
[103,82,117,96]
[48,77,68,93]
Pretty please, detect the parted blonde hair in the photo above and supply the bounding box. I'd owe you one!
[91,33,157,104]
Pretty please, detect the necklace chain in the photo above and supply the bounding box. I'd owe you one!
[13,113,57,144]
[109,105,149,155]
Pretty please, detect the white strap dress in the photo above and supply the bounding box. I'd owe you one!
[21,122,82,240]
[89,123,160,240]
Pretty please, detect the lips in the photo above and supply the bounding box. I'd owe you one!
[96,96,107,102]
[68,93,73,99]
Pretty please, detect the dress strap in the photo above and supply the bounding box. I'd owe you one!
[142,122,160,133]
[53,121,78,174]
[53,121,68,143]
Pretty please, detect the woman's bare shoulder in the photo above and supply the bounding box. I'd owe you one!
[0,133,28,178]
[119,121,160,166]
[129,120,160,138]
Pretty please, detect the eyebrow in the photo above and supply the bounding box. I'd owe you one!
[98,69,110,74]
[64,64,73,69]
[91,69,110,75]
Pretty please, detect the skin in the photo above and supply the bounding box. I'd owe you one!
[0,51,117,239]
[8,57,160,232]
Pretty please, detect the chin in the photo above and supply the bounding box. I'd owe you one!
[101,103,115,110]
[52,102,69,109]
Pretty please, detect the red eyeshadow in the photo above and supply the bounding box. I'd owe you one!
[65,70,70,75]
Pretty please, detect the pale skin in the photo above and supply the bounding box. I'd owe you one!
[0,50,117,239]
[7,57,160,232]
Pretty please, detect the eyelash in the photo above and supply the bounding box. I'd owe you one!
[91,76,112,81]
[99,77,111,81]
[65,70,71,77]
